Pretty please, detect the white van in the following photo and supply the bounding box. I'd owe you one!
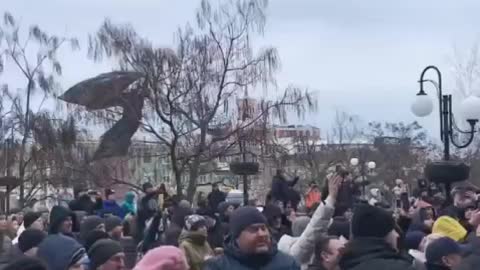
[225,189,244,206]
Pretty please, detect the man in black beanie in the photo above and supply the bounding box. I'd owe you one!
[105,216,123,240]
[339,204,415,270]
[204,206,300,270]
[22,212,43,230]
[88,239,124,270]
[18,229,47,257]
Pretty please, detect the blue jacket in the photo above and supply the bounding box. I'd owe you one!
[98,200,126,218]
[203,238,299,270]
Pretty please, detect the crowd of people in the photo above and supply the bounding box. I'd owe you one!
[0,168,478,270]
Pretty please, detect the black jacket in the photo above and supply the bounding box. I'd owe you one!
[207,218,227,249]
[136,193,159,242]
[204,237,300,270]
[48,206,78,235]
[164,206,193,246]
[339,238,415,270]
[271,175,299,205]
[208,190,226,212]
[68,195,95,214]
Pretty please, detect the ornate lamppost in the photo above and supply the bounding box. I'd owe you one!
[411,65,480,201]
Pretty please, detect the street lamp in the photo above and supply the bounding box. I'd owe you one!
[411,65,480,200]
[350,158,376,198]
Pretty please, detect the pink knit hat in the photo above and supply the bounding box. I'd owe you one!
[133,246,188,270]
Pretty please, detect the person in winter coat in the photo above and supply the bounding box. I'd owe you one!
[204,206,300,270]
[3,257,48,270]
[278,174,340,269]
[164,205,192,246]
[263,204,290,242]
[88,239,124,270]
[339,204,415,270]
[105,216,123,241]
[141,211,165,253]
[48,205,78,236]
[271,169,299,207]
[121,191,136,216]
[207,184,226,212]
[136,183,160,242]
[457,210,480,270]
[98,189,125,218]
[432,216,467,242]
[307,236,346,270]
[79,215,105,244]
[133,246,188,270]
[178,214,213,270]
[425,237,464,270]
[12,211,43,245]
[17,229,47,257]
[37,234,87,270]
[409,206,435,234]
[196,207,225,249]
[69,190,96,215]
[0,214,13,268]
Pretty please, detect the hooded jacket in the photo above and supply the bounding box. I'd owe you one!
[37,234,86,270]
[178,229,213,270]
[339,238,415,270]
[48,206,78,235]
[204,236,300,270]
[278,196,335,269]
[208,190,226,212]
[122,192,136,215]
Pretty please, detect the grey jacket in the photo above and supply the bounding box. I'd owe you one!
[277,196,335,268]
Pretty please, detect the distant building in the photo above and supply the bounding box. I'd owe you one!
[273,125,321,140]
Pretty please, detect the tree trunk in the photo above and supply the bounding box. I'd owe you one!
[169,140,183,197]
[186,127,207,202]
[18,79,33,208]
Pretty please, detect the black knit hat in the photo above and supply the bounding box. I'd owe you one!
[88,239,123,269]
[105,216,123,232]
[142,182,153,192]
[18,229,47,253]
[3,257,47,270]
[84,230,110,252]
[351,204,395,238]
[229,206,267,239]
[23,212,41,228]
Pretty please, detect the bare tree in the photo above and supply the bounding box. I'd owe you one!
[450,42,480,98]
[365,121,428,185]
[0,12,79,206]
[87,0,315,200]
[330,109,363,146]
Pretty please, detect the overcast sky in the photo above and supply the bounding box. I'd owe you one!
[3,0,480,141]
